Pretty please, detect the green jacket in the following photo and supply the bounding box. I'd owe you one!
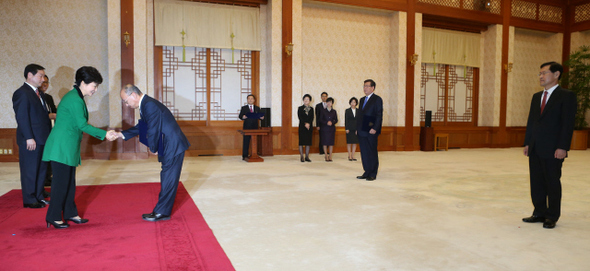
[42,88,106,167]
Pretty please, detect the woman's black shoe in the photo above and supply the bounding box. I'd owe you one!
[301,157,305,162]
[46,220,69,229]
[67,217,89,224]
[305,157,311,162]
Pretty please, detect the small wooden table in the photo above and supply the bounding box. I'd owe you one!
[238,129,272,162]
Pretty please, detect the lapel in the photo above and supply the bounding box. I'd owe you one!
[140,95,149,119]
[25,83,46,111]
[361,95,371,111]
[541,86,562,117]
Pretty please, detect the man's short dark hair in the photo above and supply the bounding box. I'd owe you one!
[24,64,45,79]
[349,97,358,105]
[326,97,334,104]
[364,79,376,89]
[321,92,328,97]
[303,94,312,101]
[247,94,256,101]
[540,62,563,80]
[75,66,103,86]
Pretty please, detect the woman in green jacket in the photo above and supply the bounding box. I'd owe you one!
[42,66,115,229]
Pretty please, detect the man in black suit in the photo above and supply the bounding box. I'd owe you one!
[522,62,576,229]
[239,94,264,160]
[356,79,383,181]
[315,92,328,154]
[12,64,52,208]
[117,84,190,222]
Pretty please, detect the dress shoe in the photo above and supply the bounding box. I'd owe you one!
[142,212,171,222]
[42,190,50,198]
[522,215,545,223]
[23,202,44,208]
[305,157,311,162]
[67,217,89,224]
[357,176,367,179]
[46,220,69,229]
[301,157,305,162]
[352,158,357,161]
[39,199,50,206]
[366,177,376,181]
[543,219,556,229]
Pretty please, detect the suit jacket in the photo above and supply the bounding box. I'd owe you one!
[44,93,57,113]
[345,108,358,131]
[524,86,577,159]
[122,95,190,161]
[239,104,261,129]
[42,88,106,167]
[356,94,383,137]
[315,102,325,128]
[12,83,52,146]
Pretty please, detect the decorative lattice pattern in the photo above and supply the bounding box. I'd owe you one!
[418,0,460,9]
[512,0,537,20]
[539,4,563,24]
[575,3,590,23]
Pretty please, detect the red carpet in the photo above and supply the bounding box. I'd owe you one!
[0,182,234,271]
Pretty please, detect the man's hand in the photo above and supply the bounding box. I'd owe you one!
[523,145,529,156]
[260,116,264,120]
[242,115,248,120]
[26,139,36,151]
[369,129,376,134]
[346,129,349,134]
[48,113,56,120]
[555,148,567,159]
[317,127,320,131]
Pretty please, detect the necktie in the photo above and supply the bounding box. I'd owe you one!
[363,97,368,109]
[36,90,47,112]
[250,105,253,113]
[541,91,548,114]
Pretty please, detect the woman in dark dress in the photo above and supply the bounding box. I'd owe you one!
[320,97,338,162]
[297,94,314,162]
[345,97,359,161]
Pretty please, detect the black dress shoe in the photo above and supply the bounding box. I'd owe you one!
[305,157,311,162]
[356,176,367,179]
[24,202,43,208]
[42,190,50,198]
[39,199,50,206]
[142,212,171,222]
[522,215,545,223]
[543,219,556,229]
[366,177,376,181]
[67,217,89,224]
[46,220,69,229]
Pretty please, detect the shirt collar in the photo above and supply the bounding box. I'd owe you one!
[138,94,146,111]
[25,82,37,92]
[544,84,558,95]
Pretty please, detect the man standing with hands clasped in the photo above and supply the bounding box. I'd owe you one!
[115,84,190,222]
[356,79,383,181]
[522,62,576,229]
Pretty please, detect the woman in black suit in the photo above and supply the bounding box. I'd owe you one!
[345,97,359,161]
[297,94,314,162]
[320,97,338,162]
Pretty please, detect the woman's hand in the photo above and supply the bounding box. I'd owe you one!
[327,121,332,126]
[305,123,310,130]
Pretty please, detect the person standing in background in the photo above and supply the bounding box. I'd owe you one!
[320,97,338,162]
[297,94,314,162]
[345,97,359,161]
[39,74,57,195]
[315,92,328,155]
[522,62,576,229]
[356,79,383,181]
[239,94,264,160]
[12,64,52,208]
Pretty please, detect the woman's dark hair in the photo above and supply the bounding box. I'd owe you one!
[75,66,103,87]
[349,97,358,105]
[326,97,334,104]
[303,94,312,101]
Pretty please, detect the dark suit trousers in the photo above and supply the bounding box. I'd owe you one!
[318,131,324,154]
[359,134,379,178]
[46,161,78,221]
[242,135,251,158]
[528,152,563,221]
[154,152,185,216]
[18,143,47,204]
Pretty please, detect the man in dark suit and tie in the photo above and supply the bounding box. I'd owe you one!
[117,84,190,221]
[39,74,57,192]
[239,94,264,160]
[12,64,52,208]
[522,62,576,229]
[356,79,383,181]
[315,92,328,155]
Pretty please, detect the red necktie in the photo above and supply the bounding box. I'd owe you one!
[250,106,253,113]
[540,91,548,114]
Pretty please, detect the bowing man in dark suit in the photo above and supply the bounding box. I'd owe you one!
[239,94,264,160]
[522,62,576,229]
[12,64,52,208]
[315,92,328,154]
[356,79,383,181]
[117,84,190,222]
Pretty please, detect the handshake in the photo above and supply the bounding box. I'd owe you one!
[106,130,123,141]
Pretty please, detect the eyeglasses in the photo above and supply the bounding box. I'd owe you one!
[539,71,553,76]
